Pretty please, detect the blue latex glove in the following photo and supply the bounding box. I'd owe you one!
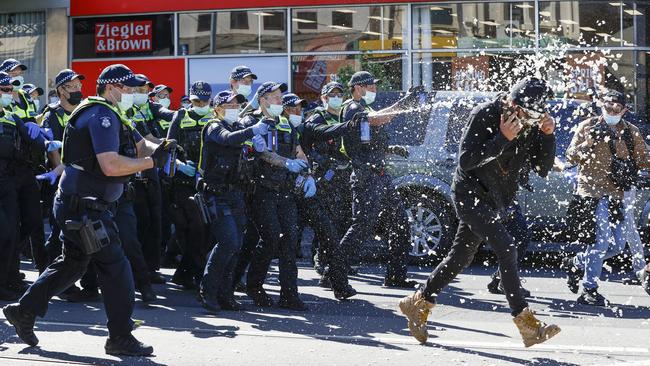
[24,122,41,139]
[252,135,266,152]
[249,91,259,110]
[251,121,269,136]
[324,169,335,181]
[303,176,316,198]
[177,160,196,177]
[35,170,58,186]
[46,140,62,152]
[42,128,53,140]
[285,159,308,173]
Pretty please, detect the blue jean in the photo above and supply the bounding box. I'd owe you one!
[201,190,247,302]
[574,197,627,289]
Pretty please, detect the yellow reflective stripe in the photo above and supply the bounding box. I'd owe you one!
[0,115,16,126]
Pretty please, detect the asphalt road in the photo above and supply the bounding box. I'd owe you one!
[1,261,650,366]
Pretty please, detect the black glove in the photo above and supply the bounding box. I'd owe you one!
[350,112,368,128]
[397,86,426,109]
[387,145,409,158]
[151,139,177,168]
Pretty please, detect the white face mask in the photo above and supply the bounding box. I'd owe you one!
[193,105,210,116]
[133,93,148,106]
[49,96,59,104]
[236,84,252,98]
[267,103,284,117]
[33,99,40,110]
[288,114,303,127]
[157,97,171,109]
[362,90,376,105]
[223,108,239,124]
[117,91,134,111]
[11,75,24,91]
[1,93,13,107]
[182,102,191,109]
[328,96,343,110]
[603,111,622,126]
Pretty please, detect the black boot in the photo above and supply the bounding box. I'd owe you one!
[138,284,157,303]
[487,275,502,294]
[3,304,38,346]
[104,334,154,356]
[333,284,357,300]
[171,270,196,290]
[217,296,242,311]
[562,257,583,294]
[246,287,273,307]
[278,295,308,311]
[61,287,100,303]
[383,278,418,289]
[577,287,609,307]
[0,287,20,301]
[200,295,221,314]
[149,271,166,285]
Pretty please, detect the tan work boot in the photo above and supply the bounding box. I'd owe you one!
[398,291,435,344]
[513,307,561,347]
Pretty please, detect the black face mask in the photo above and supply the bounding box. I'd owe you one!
[67,91,83,105]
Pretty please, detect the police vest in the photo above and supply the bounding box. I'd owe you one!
[339,99,388,171]
[177,109,213,163]
[256,115,299,187]
[0,113,21,160]
[10,90,37,122]
[62,97,138,183]
[311,108,349,168]
[198,119,245,187]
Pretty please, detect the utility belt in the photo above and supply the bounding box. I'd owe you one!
[199,181,238,197]
[121,181,136,202]
[255,177,294,193]
[60,192,116,255]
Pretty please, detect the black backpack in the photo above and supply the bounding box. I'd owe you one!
[607,125,638,191]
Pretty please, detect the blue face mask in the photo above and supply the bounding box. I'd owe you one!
[603,111,622,126]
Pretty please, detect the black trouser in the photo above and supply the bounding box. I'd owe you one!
[297,196,350,291]
[247,186,300,299]
[339,172,410,282]
[169,183,207,280]
[232,218,260,286]
[314,169,353,267]
[10,166,43,282]
[19,192,135,337]
[134,177,163,272]
[116,195,151,290]
[0,176,19,289]
[422,188,529,316]
[492,203,530,281]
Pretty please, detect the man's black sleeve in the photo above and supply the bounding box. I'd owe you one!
[528,129,556,178]
[458,107,512,172]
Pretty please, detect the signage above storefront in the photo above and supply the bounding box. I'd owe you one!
[95,20,153,53]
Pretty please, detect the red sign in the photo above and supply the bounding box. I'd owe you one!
[72,58,187,109]
[95,20,153,53]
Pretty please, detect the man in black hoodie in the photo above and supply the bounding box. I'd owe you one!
[399,78,561,348]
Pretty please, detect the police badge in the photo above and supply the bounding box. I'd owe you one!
[100,116,112,128]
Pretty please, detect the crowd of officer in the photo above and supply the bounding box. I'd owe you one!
[0,60,425,356]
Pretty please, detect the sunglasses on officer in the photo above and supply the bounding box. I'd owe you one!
[517,105,545,123]
[0,86,13,93]
[603,101,625,115]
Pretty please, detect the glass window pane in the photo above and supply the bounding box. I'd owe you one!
[179,13,212,55]
[291,6,407,52]
[412,2,536,50]
[0,12,46,96]
[639,51,649,118]
[539,1,622,48]
[215,10,286,54]
[292,53,406,102]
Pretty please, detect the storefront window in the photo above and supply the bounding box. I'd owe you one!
[0,12,46,94]
[633,1,648,47]
[538,1,628,48]
[412,2,536,50]
[73,14,174,59]
[179,13,212,55]
[291,5,407,52]
[292,53,406,102]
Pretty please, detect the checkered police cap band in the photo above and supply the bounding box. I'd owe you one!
[191,88,211,97]
[56,72,84,88]
[97,73,136,85]
[0,72,11,85]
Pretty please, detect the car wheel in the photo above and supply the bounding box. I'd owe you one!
[403,193,456,265]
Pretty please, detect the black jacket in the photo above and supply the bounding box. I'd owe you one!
[452,96,556,210]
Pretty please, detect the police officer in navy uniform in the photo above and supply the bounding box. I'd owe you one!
[0,59,37,123]
[148,84,175,138]
[166,81,212,289]
[282,92,358,300]
[303,82,353,274]
[0,71,60,301]
[127,75,174,285]
[337,71,418,288]
[198,90,269,312]
[3,64,176,356]
[242,82,318,310]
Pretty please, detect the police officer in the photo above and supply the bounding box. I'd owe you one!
[22,84,43,113]
[230,65,256,101]
[0,58,37,122]
[148,84,174,138]
[127,75,174,285]
[166,81,212,289]
[2,64,175,356]
[198,90,268,312]
[283,92,357,300]
[180,95,191,110]
[242,82,317,310]
[337,71,416,288]
[0,71,59,300]
[304,82,353,274]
